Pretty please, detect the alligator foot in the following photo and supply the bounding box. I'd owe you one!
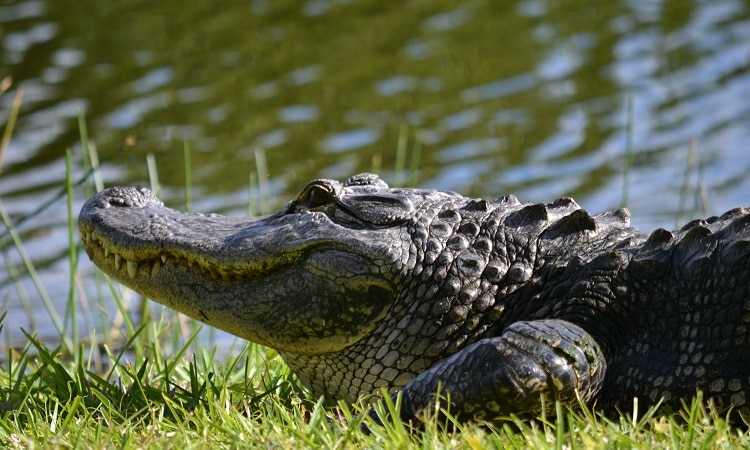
[372,319,607,424]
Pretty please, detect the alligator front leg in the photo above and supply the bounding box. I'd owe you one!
[383,319,607,423]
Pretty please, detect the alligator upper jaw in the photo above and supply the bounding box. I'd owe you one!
[78,186,345,281]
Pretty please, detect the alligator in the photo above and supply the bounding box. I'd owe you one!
[78,173,750,423]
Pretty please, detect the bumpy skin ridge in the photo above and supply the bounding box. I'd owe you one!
[78,173,750,422]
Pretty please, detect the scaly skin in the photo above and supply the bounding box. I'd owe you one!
[79,173,750,421]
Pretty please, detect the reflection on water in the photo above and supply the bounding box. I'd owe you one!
[1,0,750,344]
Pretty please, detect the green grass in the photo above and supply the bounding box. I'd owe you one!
[1,108,749,447]
[1,326,748,449]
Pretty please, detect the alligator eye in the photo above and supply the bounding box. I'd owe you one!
[306,184,334,208]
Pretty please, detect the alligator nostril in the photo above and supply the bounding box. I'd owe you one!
[109,196,131,207]
[98,186,162,208]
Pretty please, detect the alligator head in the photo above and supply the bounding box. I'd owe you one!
[78,173,461,357]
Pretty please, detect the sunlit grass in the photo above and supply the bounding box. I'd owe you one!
[0,77,22,175]
[0,108,747,446]
[1,322,748,449]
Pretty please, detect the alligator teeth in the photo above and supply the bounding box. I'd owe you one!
[104,247,111,257]
[127,260,138,278]
[114,254,122,270]
[161,255,167,264]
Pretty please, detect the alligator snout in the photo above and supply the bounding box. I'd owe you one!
[82,186,163,212]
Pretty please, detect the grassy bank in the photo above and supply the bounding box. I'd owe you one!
[1,123,749,448]
[1,318,747,448]
[1,314,748,448]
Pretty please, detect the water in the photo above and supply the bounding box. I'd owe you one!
[2,0,750,347]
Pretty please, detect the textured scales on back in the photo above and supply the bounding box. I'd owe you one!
[78,173,750,423]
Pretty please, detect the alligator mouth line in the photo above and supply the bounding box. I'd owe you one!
[81,230,269,283]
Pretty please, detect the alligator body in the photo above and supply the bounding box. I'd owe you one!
[79,173,750,422]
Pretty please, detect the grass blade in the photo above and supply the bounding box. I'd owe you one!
[0,198,70,352]
[183,142,192,212]
[0,83,23,175]
[65,150,79,346]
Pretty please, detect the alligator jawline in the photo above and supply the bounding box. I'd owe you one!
[80,229,286,283]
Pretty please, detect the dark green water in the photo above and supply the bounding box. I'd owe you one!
[2,0,750,344]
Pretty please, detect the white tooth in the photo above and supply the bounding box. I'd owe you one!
[114,254,122,270]
[104,247,110,257]
[127,260,138,278]
[161,255,167,264]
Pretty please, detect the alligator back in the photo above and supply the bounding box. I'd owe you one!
[598,208,750,413]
